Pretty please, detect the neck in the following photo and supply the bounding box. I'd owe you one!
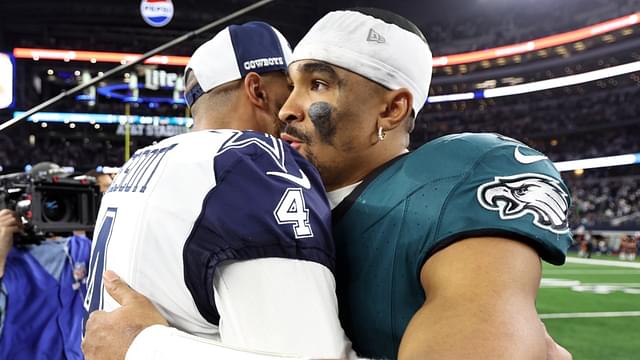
[193,105,248,132]
[324,146,407,192]
[192,91,250,131]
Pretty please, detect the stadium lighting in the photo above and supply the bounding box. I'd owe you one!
[13,13,639,68]
[427,92,476,103]
[483,60,640,98]
[554,153,640,172]
[427,60,640,102]
[13,111,194,127]
[13,48,190,67]
[432,12,639,66]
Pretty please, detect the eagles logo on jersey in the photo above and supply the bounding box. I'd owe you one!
[477,173,570,234]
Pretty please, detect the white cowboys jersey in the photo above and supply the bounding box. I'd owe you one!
[85,130,345,356]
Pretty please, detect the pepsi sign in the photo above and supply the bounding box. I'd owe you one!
[140,0,174,28]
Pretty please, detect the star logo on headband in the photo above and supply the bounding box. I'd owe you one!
[367,28,385,44]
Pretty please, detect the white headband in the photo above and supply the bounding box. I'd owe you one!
[293,10,432,115]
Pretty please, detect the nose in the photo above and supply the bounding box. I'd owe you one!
[278,94,304,125]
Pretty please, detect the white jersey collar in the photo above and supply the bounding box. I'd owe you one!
[327,182,362,210]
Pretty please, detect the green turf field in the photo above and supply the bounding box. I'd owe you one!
[538,255,640,359]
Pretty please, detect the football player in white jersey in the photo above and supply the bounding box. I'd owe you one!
[82,22,352,360]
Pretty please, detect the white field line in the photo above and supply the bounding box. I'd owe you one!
[544,270,640,275]
[540,280,640,287]
[540,311,640,319]
[565,257,640,268]
[578,283,640,286]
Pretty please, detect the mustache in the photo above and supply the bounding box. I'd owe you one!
[282,125,312,143]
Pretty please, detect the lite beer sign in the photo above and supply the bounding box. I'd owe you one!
[144,69,180,90]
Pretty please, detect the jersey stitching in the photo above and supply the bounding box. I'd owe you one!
[217,132,287,172]
[181,143,245,324]
[432,145,508,245]
[357,175,458,235]
[182,173,225,324]
[332,153,409,222]
[214,142,272,184]
[209,243,335,258]
[389,199,410,347]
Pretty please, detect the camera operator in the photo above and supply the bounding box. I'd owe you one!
[84,169,114,194]
[0,162,91,360]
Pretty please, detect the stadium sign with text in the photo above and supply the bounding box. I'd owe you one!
[0,53,15,109]
[144,69,180,90]
[140,0,174,27]
[95,68,185,105]
[116,124,188,138]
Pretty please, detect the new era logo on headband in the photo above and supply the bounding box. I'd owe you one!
[367,28,385,43]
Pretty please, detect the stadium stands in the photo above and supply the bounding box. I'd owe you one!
[1,1,639,232]
[426,0,639,54]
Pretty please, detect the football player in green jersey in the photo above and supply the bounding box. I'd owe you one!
[279,8,573,360]
[83,8,572,360]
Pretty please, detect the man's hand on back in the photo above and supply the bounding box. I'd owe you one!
[82,270,169,360]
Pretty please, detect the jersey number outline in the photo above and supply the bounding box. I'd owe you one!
[83,207,117,325]
[273,188,313,239]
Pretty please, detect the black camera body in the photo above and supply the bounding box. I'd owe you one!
[0,172,101,243]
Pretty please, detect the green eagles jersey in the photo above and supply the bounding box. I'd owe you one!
[332,133,573,360]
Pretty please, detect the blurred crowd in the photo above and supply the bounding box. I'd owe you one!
[0,131,128,171]
[426,0,639,54]
[575,230,639,261]
[568,174,640,229]
[418,86,640,161]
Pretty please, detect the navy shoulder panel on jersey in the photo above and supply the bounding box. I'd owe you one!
[183,131,335,325]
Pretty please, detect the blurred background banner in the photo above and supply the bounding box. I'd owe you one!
[0,53,14,109]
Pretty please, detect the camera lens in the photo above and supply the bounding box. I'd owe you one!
[42,196,69,222]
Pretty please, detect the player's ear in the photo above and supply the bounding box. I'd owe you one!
[378,88,412,131]
[244,72,268,109]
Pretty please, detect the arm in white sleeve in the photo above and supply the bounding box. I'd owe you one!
[126,325,308,360]
[213,258,352,358]
[127,258,360,360]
